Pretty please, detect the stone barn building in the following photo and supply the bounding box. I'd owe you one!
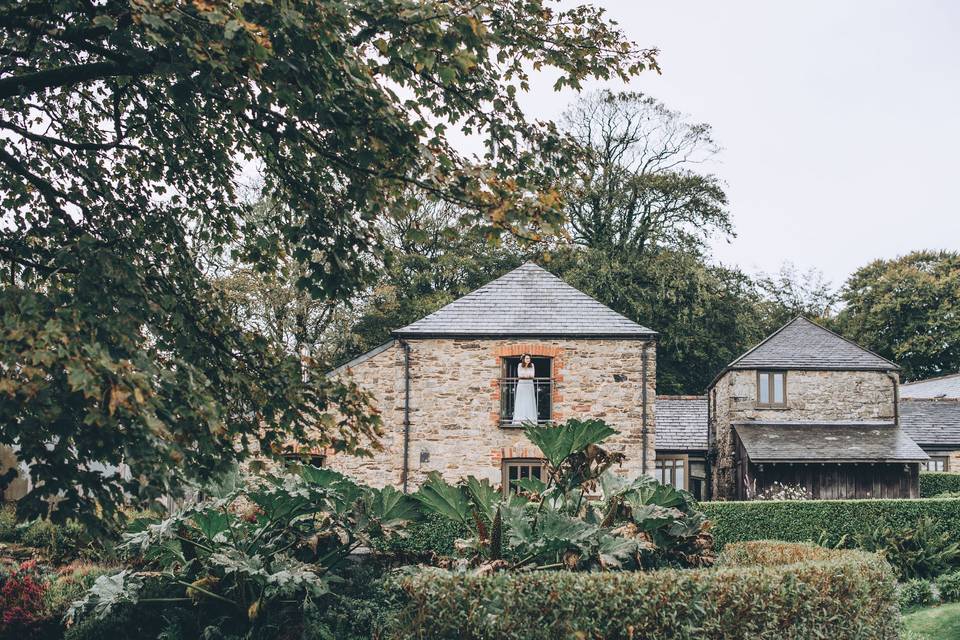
[708,317,928,500]
[324,262,658,491]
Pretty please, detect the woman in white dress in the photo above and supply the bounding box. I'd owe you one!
[512,354,539,425]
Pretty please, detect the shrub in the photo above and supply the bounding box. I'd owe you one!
[43,562,116,618]
[375,512,469,558]
[853,516,960,580]
[0,560,49,636]
[899,578,936,609]
[20,518,88,563]
[936,571,960,603]
[412,420,714,571]
[701,498,960,550]
[68,466,418,640]
[920,472,960,498]
[0,504,17,542]
[754,481,811,501]
[395,541,899,640]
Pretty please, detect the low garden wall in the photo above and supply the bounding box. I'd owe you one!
[702,497,960,548]
[919,472,960,497]
[395,541,899,640]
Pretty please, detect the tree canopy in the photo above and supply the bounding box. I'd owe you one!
[0,0,655,521]
[560,90,731,255]
[835,251,960,382]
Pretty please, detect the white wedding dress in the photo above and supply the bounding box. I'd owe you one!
[512,364,539,425]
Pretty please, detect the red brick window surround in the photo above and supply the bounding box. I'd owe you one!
[490,344,565,427]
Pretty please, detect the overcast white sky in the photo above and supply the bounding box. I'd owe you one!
[508,1,960,286]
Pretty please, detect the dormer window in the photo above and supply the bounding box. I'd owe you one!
[757,371,786,407]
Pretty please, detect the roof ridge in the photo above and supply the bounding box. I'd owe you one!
[393,260,656,337]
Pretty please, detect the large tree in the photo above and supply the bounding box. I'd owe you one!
[550,247,767,394]
[560,90,731,255]
[835,251,960,382]
[0,0,655,521]
[754,262,836,329]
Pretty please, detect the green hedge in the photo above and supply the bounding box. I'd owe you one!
[920,472,960,497]
[395,541,899,640]
[702,498,960,549]
[373,512,469,558]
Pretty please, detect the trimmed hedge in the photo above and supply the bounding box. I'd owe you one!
[702,498,960,549]
[920,472,960,497]
[395,541,900,639]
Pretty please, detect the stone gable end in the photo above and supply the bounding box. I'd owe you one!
[325,338,656,489]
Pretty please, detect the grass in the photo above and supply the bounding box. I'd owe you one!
[902,601,960,639]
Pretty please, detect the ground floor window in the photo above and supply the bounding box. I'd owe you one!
[924,455,949,472]
[655,455,687,491]
[502,458,547,494]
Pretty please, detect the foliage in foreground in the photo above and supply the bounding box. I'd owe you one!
[899,578,936,610]
[413,419,714,572]
[66,466,418,639]
[396,541,900,640]
[853,516,960,581]
[919,472,960,498]
[702,497,960,550]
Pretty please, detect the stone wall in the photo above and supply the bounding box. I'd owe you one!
[325,337,657,489]
[949,450,960,471]
[710,369,898,499]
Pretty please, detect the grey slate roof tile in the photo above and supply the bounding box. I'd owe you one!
[728,317,898,371]
[734,421,928,463]
[655,396,708,450]
[901,373,960,399]
[899,399,960,446]
[394,262,655,337]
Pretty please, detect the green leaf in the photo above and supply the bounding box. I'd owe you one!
[524,419,618,467]
[412,472,472,526]
[368,485,420,528]
[191,509,231,542]
[463,476,501,522]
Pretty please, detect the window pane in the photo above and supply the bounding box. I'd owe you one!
[772,373,785,404]
[520,466,529,480]
[654,468,663,483]
[509,466,518,481]
[675,465,685,490]
[758,373,769,403]
[532,466,542,480]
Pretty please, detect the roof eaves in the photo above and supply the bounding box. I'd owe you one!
[326,340,395,377]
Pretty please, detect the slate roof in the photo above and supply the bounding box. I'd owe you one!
[394,262,655,337]
[655,396,708,450]
[734,422,928,463]
[899,399,960,447]
[901,373,960,399]
[726,317,898,371]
